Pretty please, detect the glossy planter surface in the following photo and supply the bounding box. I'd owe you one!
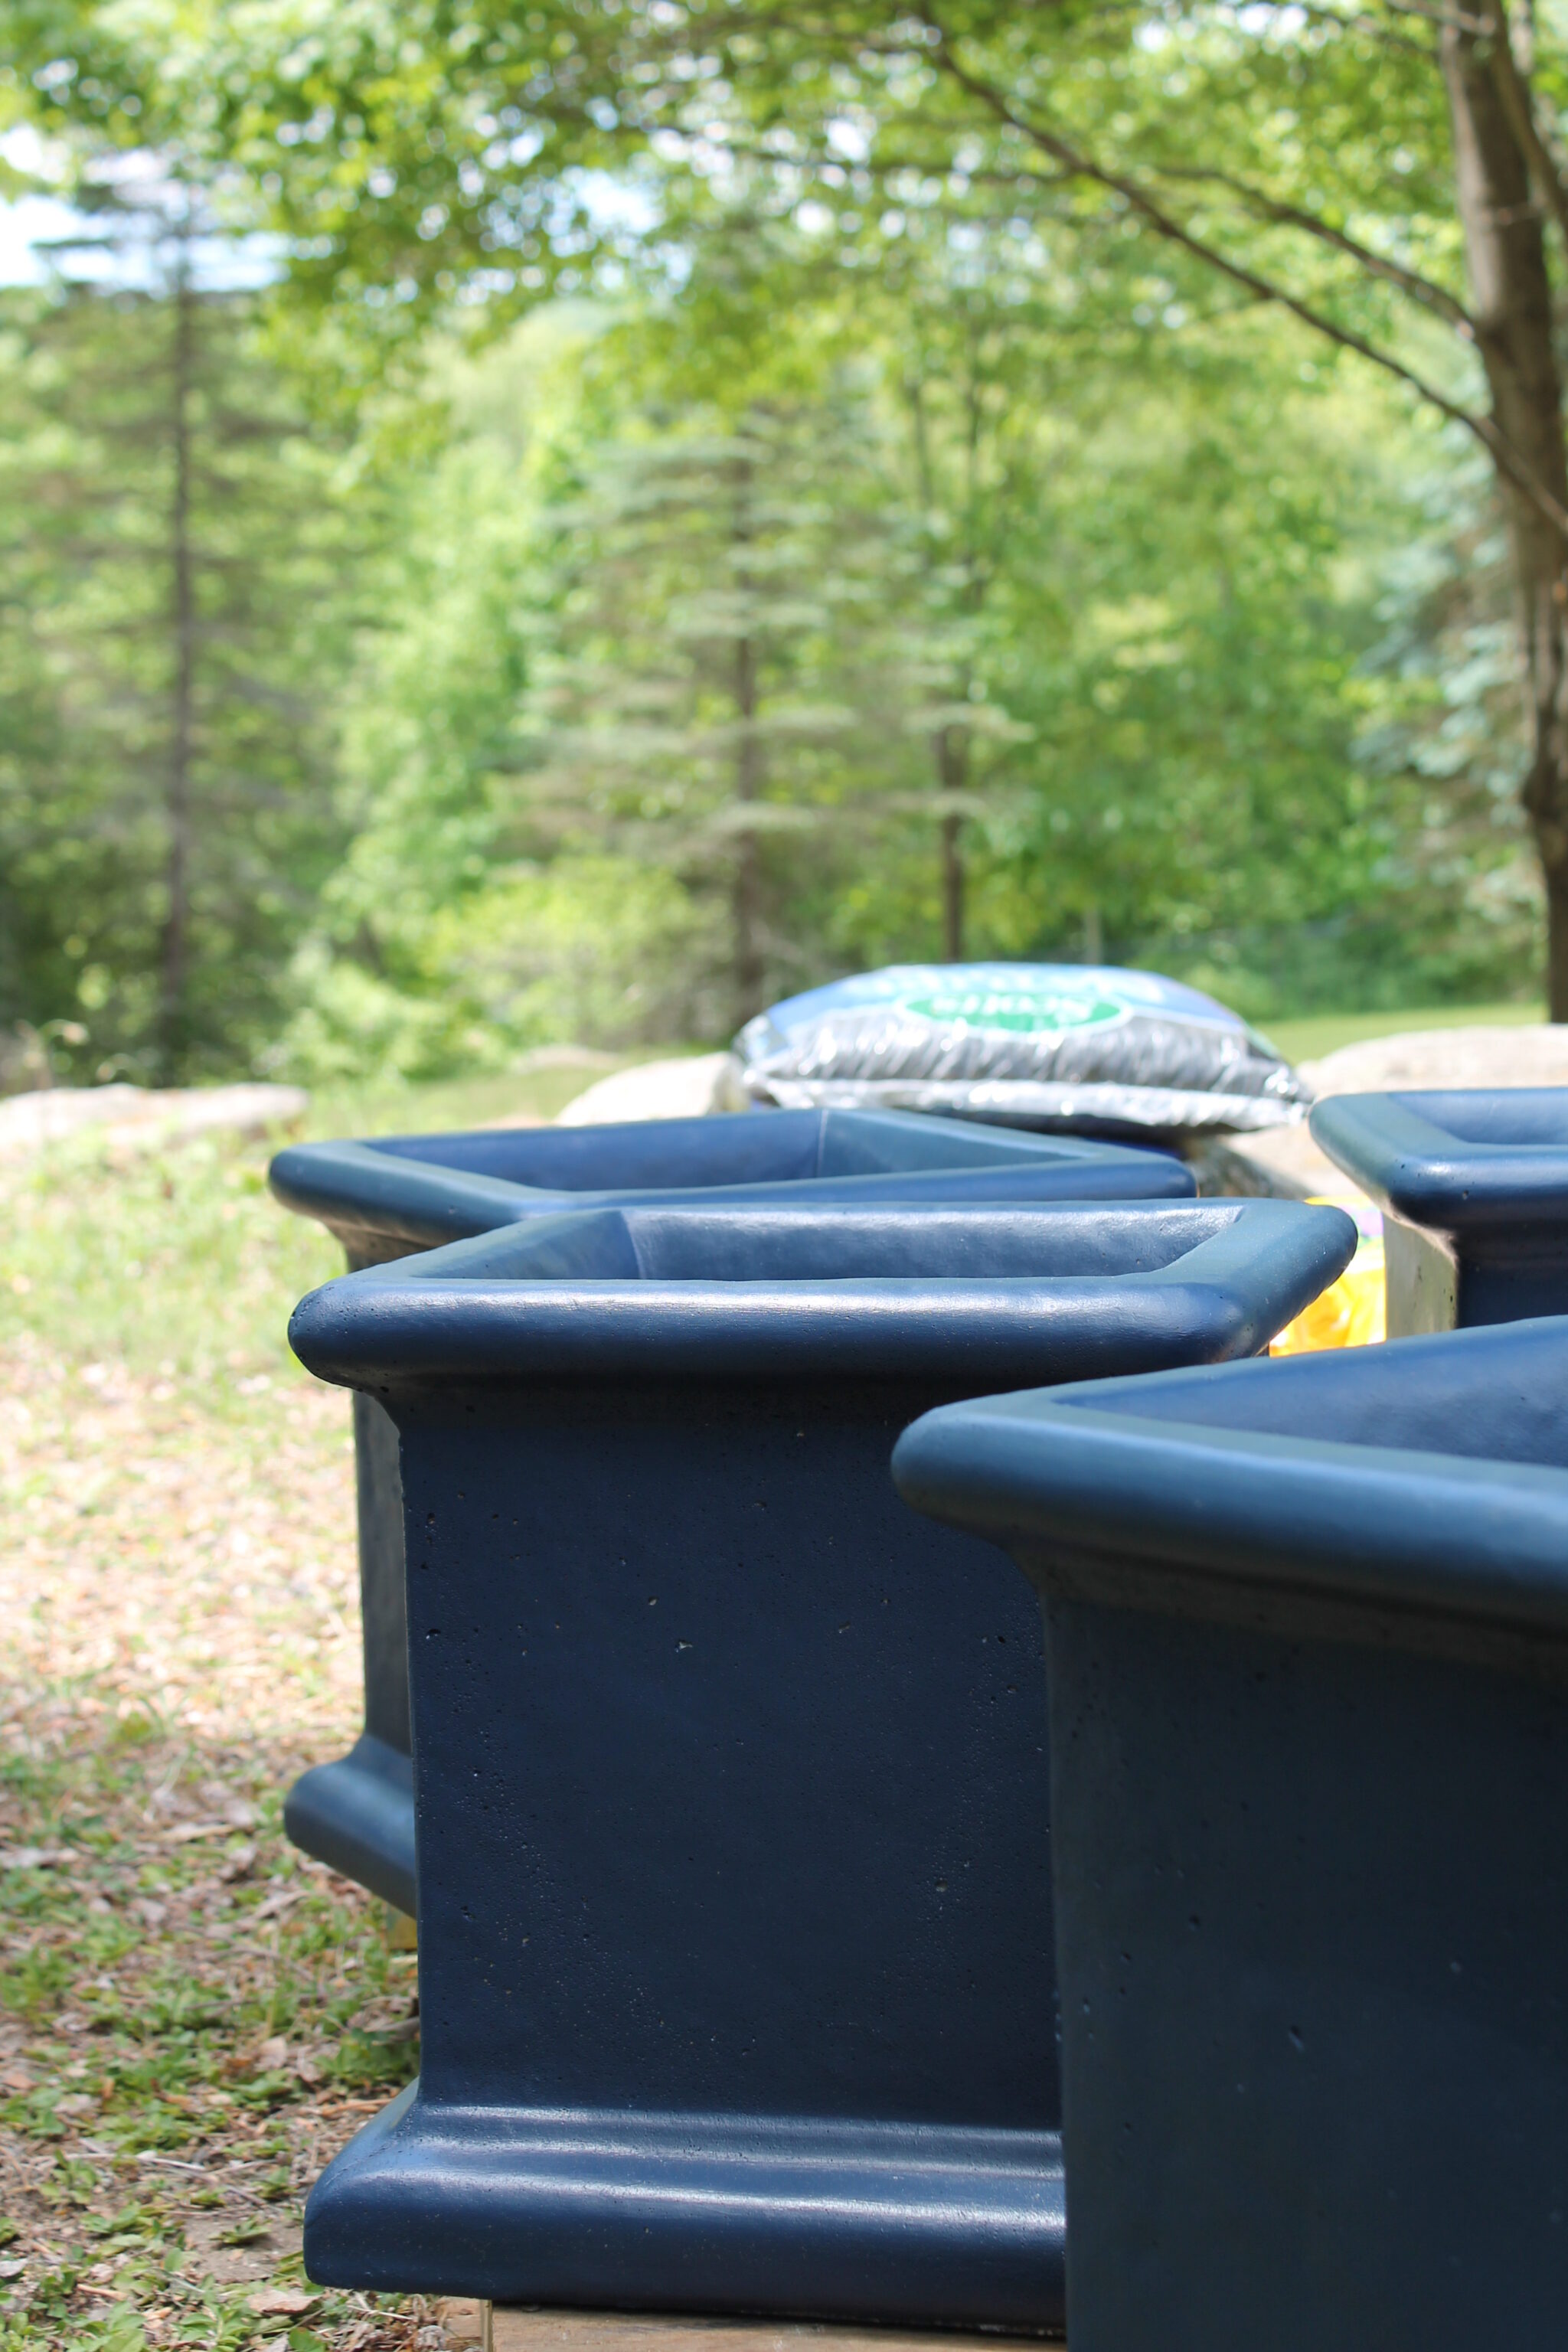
[290,1197,1352,2328]
[893,1318,1568,2352]
[1311,1086,1568,1332]
[274,1108,1194,1912]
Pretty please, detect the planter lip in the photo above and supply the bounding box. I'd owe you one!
[269,1105,1192,1253]
[286,1197,1354,1390]
[891,1318,1568,1642]
[1311,1087,1568,1231]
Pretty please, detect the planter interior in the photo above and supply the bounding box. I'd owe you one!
[892,1318,1568,2352]
[291,1197,1353,2328]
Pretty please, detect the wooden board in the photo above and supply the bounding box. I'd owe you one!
[485,2311,1061,2352]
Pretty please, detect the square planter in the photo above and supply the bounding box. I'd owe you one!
[270,1106,1193,1266]
[291,1195,1352,2329]
[893,1317,1568,2352]
[1311,1087,1568,1332]
[272,1108,1194,1912]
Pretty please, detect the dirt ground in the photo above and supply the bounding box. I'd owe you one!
[0,1331,460,2350]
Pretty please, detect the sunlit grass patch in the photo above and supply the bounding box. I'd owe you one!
[0,1057,639,1391]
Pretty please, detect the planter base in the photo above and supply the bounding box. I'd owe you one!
[283,1733,415,1915]
[305,2087,1066,2334]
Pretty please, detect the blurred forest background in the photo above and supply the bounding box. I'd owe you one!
[0,0,1550,1086]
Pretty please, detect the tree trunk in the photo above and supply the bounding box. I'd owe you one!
[161,215,198,1073]
[733,620,765,1026]
[1442,24,1568,1014]
[906,365,981,967]
[730,449,766,1028]
[933,720,967,960]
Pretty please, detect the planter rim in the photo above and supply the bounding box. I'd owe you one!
[1311,1087,1568,1231]
[270,1105,1191,1253]
[892,1317,1568,1642]
[287,1197,1354,1388]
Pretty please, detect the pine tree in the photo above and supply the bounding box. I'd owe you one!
[519,391,927,1030]
[0,165,371,1080]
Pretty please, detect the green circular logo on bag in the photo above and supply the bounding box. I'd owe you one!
[901,982,1130,1036]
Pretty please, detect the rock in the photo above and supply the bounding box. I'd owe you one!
[557,1054,733,1126]
[249,2288,318,2318]
[1184,1120,1361,1203]
[1301,1022,1563,1096]
[434,2300,486,2346]
[0,1082,309,1162]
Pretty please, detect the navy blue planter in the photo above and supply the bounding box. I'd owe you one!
[893,1318,1568,2352]
[1311,1086,1568,1332]
[273,1109,1194,1913]
[289,1197,1352,2328]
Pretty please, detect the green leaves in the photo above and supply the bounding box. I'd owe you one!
[2,0,1545,1051]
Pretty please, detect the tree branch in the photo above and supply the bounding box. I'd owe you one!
[916,6,1568,544]
[707,133,1468,341]
[739,137,1081,193]
[1145,161,1475,335]
[1221,0,1437,60]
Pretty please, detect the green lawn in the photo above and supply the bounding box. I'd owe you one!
[0,1053,649,1392]
[297,1053,653,1142]
[1263,1000,1544,1063]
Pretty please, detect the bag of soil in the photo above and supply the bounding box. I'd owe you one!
[733,963,1305,1135]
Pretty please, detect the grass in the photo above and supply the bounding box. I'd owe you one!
[0,1054,635,1388]
[1263,999,1544,1063]
[0,1691,429,2351]
[0,1059,637,2349]
[296,1054,656,1141]
[0,1239,430,2344]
